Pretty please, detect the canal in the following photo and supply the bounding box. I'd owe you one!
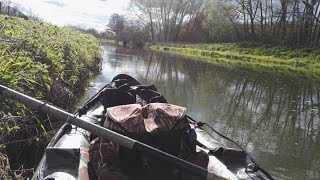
[83,45,320,179]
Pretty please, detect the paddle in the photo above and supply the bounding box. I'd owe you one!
[0,84,234,180]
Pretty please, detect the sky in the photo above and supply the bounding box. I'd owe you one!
[11,0,130,32]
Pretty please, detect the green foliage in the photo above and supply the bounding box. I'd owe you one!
[0,15,101,94]
[151,43,320,82]
[203,1,238,42]
[0,15,101,149]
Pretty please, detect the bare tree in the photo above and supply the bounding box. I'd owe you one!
[108,13,126,42]
[129,0,208,42]
[130,0,156,43]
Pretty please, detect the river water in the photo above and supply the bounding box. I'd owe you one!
[83,45,320,180]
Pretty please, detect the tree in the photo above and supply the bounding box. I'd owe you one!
[108,13,126,42]
[129,0,208,42]
[125,0,319,46]
[204,0,240,42]
[130,0,156,43]
[107,13,150,47]
[181,12,210,42]
[126,19,150,47]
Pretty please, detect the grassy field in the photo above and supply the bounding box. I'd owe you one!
[0,15,101,177]
[151,43,320,82]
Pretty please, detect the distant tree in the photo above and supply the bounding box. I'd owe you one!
[102,30,116,39]
[125,19,149,47]
[24,8,44,22]
[85,28,102,38]
[204,1,240,42]
[181,12,209,43]
[107,13,126,42]
[129,0,156,43]
[129,0,208,42]
[0,0,12,9]
[67,26,104,38]
[0,0,28,19]
[203,0,320,46]
[105,13,150,47]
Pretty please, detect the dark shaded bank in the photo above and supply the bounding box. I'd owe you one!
[0,15,101,178]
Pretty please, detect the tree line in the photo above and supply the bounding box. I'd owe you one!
[107,0,320,47]
[0,0,28,20]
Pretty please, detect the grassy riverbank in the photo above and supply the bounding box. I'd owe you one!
[0,15,101,178]
[151,43,320,82]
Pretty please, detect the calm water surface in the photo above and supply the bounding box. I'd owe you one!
[83,45,320,180]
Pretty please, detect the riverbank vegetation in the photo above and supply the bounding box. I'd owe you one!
[0,15,101,178]
[151,43,320,82]
[108,0,320,47]
[104,0,320,80]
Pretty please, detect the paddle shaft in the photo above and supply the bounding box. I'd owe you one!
[0,85,228,180]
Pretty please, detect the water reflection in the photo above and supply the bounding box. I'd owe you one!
[90,45,320,179]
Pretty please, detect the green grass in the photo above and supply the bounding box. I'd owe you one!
[0,15,101,175]
[151,43,320,82]
[0,16,101,96]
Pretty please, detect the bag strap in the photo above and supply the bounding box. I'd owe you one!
[135,87,167,104]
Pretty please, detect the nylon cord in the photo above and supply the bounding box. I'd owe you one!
[186,115,274,180]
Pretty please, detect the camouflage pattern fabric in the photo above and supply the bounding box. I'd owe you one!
[104,103,188,134]
[79,147,90,180]
[89,138,128,180]
[89,103,209,179]
[89,137,208,180]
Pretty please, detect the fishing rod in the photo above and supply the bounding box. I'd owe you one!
[0,84,235,180]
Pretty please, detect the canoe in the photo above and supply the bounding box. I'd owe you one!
[31,74,272,180]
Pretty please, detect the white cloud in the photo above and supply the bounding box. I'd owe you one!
[43,0,67,7]
[12,0,129,31]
